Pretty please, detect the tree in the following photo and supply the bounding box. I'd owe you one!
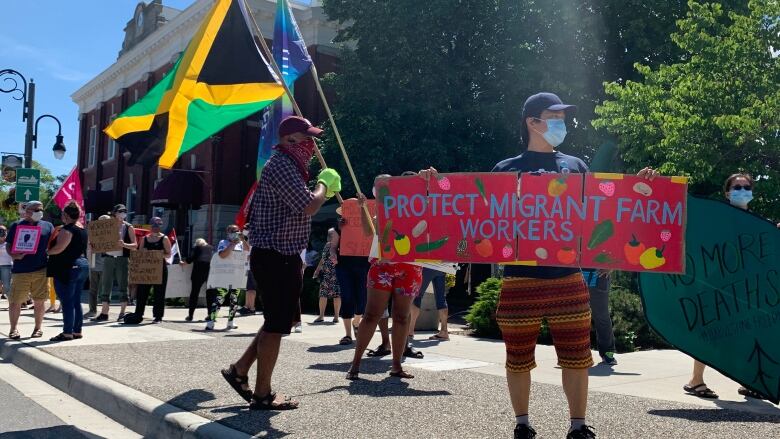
[0,161,66,225]
[594,0,780,219]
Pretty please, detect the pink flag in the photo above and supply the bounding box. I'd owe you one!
[53,167,84,211]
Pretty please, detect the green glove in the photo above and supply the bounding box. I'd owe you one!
[317,168,342,199]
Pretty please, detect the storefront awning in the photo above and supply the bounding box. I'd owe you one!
[151,171,203,209]
[84,190,115,215]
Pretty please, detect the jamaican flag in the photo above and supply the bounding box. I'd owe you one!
[105,0,285,168]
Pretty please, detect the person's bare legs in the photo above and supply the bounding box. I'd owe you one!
[253,331,283,397]
[100,302,110,316]
[389,293,413,373]
[8,303,21,333]
[562,368,588,419]
[378,316,390,348]
[333,297,341,319]
[408,305,420,338]
[33,299,45,331]
[119,301,127,316]
[245,290,257,311]
[436,308,449,337]
[342,317,353,338]
[507,370,532,416]
[318,297,327,319]
[349,289,390,374]
[689,359,707,387]
[234,334,259,375]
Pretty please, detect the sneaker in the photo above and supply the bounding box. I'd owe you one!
[601,352,618,366]
[117,313,126,322]
[185,315,193,322]
[205,320,215,331]
[1,294,7,300]
[237,307,255,316]
[91,314,109,322]
[83,311,96,319]
[567,425,596,439]
[514,424,537,439]
[152,318,162,324]
[293,323,302,333]
[225,320,237,330]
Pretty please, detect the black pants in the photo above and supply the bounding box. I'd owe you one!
[188,271,208,317]
[135,268,168,320]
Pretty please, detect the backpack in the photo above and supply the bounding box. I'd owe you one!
[122,312,143,324]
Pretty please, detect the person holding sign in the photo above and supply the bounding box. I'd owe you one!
[221,116,340,410]
[205,225,246,331]
[92,205,136,322]
[492,93,660,439]
[130,217,171,323]
[5,201,54,340]
[46,202,89,342]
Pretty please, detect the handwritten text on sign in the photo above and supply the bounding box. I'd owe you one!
[129,250,164,285]
[339,199,376,257]
[88,217,122,253]
[375,172,687,273]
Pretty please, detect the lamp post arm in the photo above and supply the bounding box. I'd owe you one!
[0,69,28,121]
[32,114,63,149]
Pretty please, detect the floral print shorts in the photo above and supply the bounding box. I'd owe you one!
[367,262,423,297]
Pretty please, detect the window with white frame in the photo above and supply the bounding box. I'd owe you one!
[107,113,117,160]
[88,125,97,167]
[190,154,197,170]
[134,89,139,102]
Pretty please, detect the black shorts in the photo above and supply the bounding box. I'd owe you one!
[245,270,257,291]
[252,248,302,334]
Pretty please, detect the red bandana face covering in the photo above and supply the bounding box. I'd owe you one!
[275,138,316,180]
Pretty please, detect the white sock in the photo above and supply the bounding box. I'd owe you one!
[570,418,586,431]
[515,414,529,426]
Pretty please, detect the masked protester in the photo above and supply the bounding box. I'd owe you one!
[684,173,778,401]
[5,201,54,340]
[221,116,340,410]
[124,217,171,324]
[92,204,136,322]
[204,225,245,330]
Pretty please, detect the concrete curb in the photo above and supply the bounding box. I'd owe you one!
[0,339,250,439]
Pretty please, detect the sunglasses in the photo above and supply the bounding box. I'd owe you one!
[28,209,43,213]
[731,185,752,191]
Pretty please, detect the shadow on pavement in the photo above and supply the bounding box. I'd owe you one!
[306,344,355,353]
[163,388,288,438]
[0,425,104,439]
[588,363,642,377]
[648,405,780,422]
[307,361,389,375]
[315,379,452,398]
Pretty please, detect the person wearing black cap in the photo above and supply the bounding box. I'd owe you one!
[92,204,136,322]
[493,93,659,439]
[221,116,341,410]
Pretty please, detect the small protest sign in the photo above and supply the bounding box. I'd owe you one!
[165,263,204,298]
[128,250,164,284]
[88,217,122,253]
[12,225,42,255]
[207,250,247,289]
[339,199,376,257]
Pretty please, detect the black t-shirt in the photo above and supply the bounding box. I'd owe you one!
[334,225,370,269]
[49,223,88,281]
[492,150,589,279]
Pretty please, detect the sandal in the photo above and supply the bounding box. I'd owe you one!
[31,329,43,338]
[220,364,253,402]
[367,345,391,357]
[346,370,360,380]
[683,383,718,399]
[313,317,324,323]
[8,329,20,340]
[73,334,83,339]
[389,369,415,379]
[403,346,424,359]
[249,392,299,410]
[50,333,73,342]
[738,387,767,400]
[339,336,353,345]
[429,333,450,341]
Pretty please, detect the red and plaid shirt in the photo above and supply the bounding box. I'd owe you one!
[248,153,314,255]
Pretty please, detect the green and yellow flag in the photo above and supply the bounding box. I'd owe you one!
[105,0,285,168]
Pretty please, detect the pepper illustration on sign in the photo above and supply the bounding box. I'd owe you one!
[639,245,666,269]
[587,219,614,250]
[393,231,411,256]
[624,234,646,265]
[437,176,451,191]
[474,177,488,206]
[548,175,568,197]
[416,236,449,253]
[557,247,577,264]
[475,239,493,257]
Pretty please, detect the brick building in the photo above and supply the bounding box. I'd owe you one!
[70,0,339,250]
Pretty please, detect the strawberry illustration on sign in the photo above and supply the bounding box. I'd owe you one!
[660,229,672,242]
[437,176,451,191]
[598,181,615,197]
[502,244,513,258]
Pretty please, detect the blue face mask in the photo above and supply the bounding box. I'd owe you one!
[729,190,753,206]
[537,118,567,147]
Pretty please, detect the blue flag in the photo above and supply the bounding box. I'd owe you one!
[256,0,314,178]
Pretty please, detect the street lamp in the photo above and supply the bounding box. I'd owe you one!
[34,114,66,160]
[0,68,66,165]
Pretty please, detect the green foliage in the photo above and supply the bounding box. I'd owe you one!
[465,277,502,338]
[609,286,671,351]
[595,0,780,220]
[0,161,65,225]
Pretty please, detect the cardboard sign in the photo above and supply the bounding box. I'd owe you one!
[376,172,688,273]
[12,225,42,254]
[128,250,164,284]
[639,196,780,403]
[206,250,247,289]
[339,199,376,257]
[88,217,122,253]
[165,263,206,298]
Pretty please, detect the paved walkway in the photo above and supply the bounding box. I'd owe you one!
[1,301,778,438]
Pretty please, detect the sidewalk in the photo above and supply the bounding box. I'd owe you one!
[1,300,778,438]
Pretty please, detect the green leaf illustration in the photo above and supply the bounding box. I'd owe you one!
[587,219,614,250]
[474,177,488,205]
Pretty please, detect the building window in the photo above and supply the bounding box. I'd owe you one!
[190,154,196,170]
[107,114,117,160]
[134,89,139,103]
[99,178,114,191]
[88,125,97,167]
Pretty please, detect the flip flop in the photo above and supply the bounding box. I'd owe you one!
[366,345,391,357]
[389,369,414,379]
[339,336,353,345]
[429,334,449,341]
[738,387,767,400]
[683,383,718,399]
[403,346,424,359]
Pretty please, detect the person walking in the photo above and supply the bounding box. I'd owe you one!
[92,205,136,322]
[181,238,213,321]
[583,269,617,366]
[205,225,246,330]
[312,228,341,323]
[0,225,13,300]
[221,116,339,410]
[5,201,54,340]
[47,202,89,342]
[409,268,450,341]
[237,225,259,316]
[128,217,171,323]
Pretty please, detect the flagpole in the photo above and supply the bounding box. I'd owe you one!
[242,0,344,205]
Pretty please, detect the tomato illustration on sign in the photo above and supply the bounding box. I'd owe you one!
[547,176,568,197]
[557,247,577,264]
[639,245,666,269]
[624,234,646,266]
[475,239,493,258]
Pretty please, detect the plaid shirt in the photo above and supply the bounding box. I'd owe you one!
[248,153,314,255]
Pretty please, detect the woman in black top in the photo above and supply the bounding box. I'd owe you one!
[47,201,89,342]
[181,238,213,321]
[132,217,172,323]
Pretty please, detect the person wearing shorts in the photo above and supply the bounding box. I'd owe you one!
[494,93,660,439]
[0,224,13,300]
[221,116,339,410]
[6,201,54,340]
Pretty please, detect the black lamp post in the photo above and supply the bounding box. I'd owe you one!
[0,68,66,166]
[34,114,66,160]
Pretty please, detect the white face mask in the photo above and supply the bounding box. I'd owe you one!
[116,212,127,220]
[31,211,44,222]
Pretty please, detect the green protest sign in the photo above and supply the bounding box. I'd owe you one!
[15,168,41,203]
[639,195,780,403]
